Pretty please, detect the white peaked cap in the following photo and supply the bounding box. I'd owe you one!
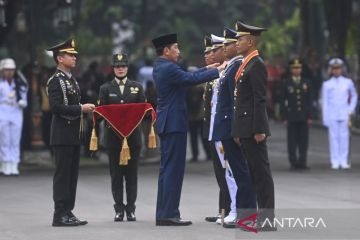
[0,58,16,69]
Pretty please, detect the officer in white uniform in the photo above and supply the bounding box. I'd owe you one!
[321,58,358,169]
[0,58,28,176]
[208,34,238,224]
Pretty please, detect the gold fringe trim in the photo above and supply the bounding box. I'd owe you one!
[119,137,131,165]
[89,128,98,151]
[148,124,157,148]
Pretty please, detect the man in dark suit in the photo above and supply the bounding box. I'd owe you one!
[202,35,231,223]
[152,33,226,226]
[212,28,257,227]
[98,53,145,222]
[231,21,276,231]
[47,39,94,227]
[281,58,312,170]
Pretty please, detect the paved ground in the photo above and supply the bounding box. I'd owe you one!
[1,121,359,240]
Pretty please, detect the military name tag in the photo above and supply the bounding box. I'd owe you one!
[109,93,117,97]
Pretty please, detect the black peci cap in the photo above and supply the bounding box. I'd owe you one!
[152,33,177,50]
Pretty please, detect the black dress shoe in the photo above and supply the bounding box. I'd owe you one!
[205,216,219,222]
[52,215,79,227]
[68,212,88,225]
[126,211,136,221]
[114,211,124,222]
[156,218,192,226]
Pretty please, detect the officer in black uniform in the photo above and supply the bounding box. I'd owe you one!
[281,58,312,170]
[231,21,276,231]
[98,53,145,222]
[47,39,95,227]
[202,36,231,222]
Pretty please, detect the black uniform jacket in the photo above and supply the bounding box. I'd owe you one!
[280,76,313,122]
[47,69,82,146]
[231,56,270,138]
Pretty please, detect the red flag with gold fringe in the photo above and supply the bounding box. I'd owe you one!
[89,103,156,165]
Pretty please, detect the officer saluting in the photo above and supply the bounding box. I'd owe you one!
[47,39,94,227]
[213,27,256,227]
[98,53,145,222]
[231,21,276,231]
[281,58,312,170]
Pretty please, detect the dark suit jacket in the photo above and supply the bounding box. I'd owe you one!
[152,57,219,135]
[98,78,145,150]
[212,59,241,141]
[47,69,82,146]
[280,76,313,122]
[231,56,270,138]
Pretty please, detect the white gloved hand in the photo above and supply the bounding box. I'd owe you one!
[18,99,27,108]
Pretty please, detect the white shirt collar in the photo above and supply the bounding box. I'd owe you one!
[115,77,127,84]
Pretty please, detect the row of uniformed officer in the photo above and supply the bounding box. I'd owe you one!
[211,27,256,226]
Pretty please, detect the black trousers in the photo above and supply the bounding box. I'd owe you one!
[52,145,80,218]
[189,120,211,160]
[209,141,231,215]
[287,121,309,167]
[241,138,275,221]
[108,145,140,213]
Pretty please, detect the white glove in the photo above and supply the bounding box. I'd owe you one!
[18,99,27,108]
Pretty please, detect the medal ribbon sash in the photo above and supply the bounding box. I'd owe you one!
[234,50,259,82]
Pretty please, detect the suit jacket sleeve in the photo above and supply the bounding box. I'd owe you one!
[169,64,219,86]
[249,62,268,134]
[48,77,81,116]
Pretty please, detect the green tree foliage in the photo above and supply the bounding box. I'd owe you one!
[260,9,300,58]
